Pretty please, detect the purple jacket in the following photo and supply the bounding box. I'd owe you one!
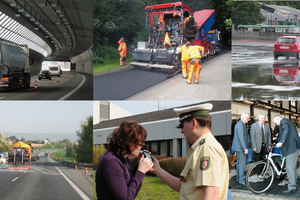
[96,148,145,200]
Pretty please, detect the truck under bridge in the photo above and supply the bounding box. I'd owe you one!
[0,0,93,75]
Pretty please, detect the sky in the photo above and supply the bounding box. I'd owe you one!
[110,101,204,115]
[1,101,93,135]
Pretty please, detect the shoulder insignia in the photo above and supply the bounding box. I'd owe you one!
[200,156,210,171]
[199,139,205,145]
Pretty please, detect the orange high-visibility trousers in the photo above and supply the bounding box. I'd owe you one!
[187,59,201,84]
[181,60,189,78]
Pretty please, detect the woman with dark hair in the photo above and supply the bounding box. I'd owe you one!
[96,120,153,200]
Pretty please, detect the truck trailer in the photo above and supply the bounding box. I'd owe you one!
[8,141,32,169]
[0,40,31,90]
[130,2,217,70]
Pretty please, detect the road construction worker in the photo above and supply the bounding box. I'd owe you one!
[118,37,127,66]
[186,43,204,84]
[163,32,171,49]
[177,42,190,78]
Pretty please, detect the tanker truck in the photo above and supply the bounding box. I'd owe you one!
[8,141,32,169]
[0,40,31,90]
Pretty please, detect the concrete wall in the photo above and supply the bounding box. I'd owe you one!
[232,30,281,41]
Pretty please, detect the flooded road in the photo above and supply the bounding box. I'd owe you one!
[232,44,300,100]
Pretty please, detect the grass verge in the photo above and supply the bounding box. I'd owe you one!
[51,149,76,163]
[136,176,179,200]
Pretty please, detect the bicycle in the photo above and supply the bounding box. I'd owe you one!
[246,144,286,194]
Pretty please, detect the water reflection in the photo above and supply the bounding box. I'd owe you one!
[232,58,300,100]
[273,61,300,84]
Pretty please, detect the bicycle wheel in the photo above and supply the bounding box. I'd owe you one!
[246,161,274,194]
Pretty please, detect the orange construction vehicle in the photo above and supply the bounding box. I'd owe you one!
[8,141,32,169]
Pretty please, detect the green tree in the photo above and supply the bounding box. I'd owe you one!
[0,141,9,152]
[76,116,93,163]
[66,143,77,157]
[93,144,107,169]
[232,1,266,29]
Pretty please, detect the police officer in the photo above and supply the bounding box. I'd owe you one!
[150,103,229,200]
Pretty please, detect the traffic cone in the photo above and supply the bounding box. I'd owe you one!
[68,72,70,76]
[75,164,77,170]
[56,76,59,82]
[65,75,67,78]
[85,167,88,174]
[34,80,37,90]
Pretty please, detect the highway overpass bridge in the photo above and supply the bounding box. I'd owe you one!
[0,0,93,75]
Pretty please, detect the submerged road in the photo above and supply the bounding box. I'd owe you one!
[0,151,93,200]
[0,71,93,100]
[94,50,231,100]
[232,40,300,100]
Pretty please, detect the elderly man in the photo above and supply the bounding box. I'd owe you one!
[273,115,300,193]
[250,113,271,175]
[231,112,250,186]
[150,103,229,200]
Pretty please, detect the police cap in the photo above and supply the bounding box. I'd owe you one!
[174,103,213,128]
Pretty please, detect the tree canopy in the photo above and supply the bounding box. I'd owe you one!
[76,116,93,163]
[232,1,266,29]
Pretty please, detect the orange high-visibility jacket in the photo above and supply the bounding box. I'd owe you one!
[188,45,204,59]
[118,40,127,57]
[163,32,171,48]
[178,45,190,61]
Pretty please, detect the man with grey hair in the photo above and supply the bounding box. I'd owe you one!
[231,112,250,186]
[273,115,300,193]
[250,113,271,176]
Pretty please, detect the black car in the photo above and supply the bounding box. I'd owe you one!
[31,156,36,162]
[38,70,51,80]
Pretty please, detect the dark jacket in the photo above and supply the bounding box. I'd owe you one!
[96,148,145,200]
[231,119,249,152]
[278,118,300,157]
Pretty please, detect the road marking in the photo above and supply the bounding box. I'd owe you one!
[59,74,85,100]
[43,84,48,86]
[0,97,5,99]
[53,165,90,200]
[12,177,18,182]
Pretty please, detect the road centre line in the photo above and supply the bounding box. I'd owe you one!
[53,164,90,200]
[12,177,18,182]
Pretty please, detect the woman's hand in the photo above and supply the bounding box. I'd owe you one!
[138,154,154,174]
[149,156,160,175]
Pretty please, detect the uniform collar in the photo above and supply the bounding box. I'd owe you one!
[191,132,212,150]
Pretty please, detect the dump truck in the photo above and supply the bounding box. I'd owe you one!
[8,141,32,169]
[130,2,216,70]
[0,40,31,90]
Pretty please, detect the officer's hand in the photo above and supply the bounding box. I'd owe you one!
[268,146,271,150]
[253,148,257,152]
[138,154,154,174]
[149,156,160,175]
[276,142,283,148]
[244,149,248,155]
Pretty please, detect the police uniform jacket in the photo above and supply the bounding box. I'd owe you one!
[96,148,145,200]
[179,132,229,200]
[278,118,300,157]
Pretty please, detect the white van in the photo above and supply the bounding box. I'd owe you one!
[0,154,6,165]
[49,65,61,77]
